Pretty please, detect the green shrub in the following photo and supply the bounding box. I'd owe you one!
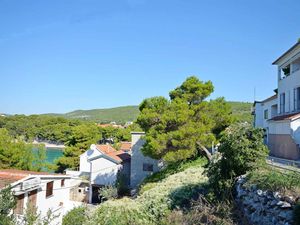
[62,206,87,225]
[87,198,154,225]
[206,123,268,200]
[99,186,118,202]
[90,161,208,224]
[247,167,300,193]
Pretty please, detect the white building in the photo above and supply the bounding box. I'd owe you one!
[0,169,80,224]
[78,144,131,203]
[254,40,300,160]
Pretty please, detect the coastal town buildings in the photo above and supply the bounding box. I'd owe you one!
[0,170,81,224]
[254,41,300,160]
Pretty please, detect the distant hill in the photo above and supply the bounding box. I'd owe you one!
[42,102,253,125]
[228,101,253,123]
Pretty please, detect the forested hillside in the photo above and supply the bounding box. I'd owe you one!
[41,102,252,124]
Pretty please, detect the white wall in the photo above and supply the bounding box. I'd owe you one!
[254,97,277,129]
[80,145,101,172]
[291,119,300,144]
[90,157,120,186]
[278,70,300,114]
[269,121,291,135]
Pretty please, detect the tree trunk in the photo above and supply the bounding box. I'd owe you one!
[197,142,212,161]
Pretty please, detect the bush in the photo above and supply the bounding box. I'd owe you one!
[99,186,118,202]
[89,160,208,224]
[206,123,268,200]
[87,198,154,225]
[247,166,300,193]
[62,206,87,225]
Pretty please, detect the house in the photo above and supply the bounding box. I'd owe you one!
[254,40,300,160]
[78,144,131,203]
[120,141,132,153]
[0,169,80,224]
[130,132,160,188]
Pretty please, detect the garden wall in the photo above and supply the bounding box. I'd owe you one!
[235,176,296,225]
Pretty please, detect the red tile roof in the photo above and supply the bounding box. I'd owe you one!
[270,112,300,121]
[0,170,52,189]
[0,169,69,189]
[120,142,132,152]
[96,145,131,163]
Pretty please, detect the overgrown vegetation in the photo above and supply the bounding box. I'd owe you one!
[247,166,300,194]
[206,123,268,200]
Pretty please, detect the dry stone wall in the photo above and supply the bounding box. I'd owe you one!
[235,176,297,225]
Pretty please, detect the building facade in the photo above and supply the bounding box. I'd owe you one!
[254,41,300,160]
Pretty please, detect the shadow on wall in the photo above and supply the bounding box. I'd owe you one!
[93,169,118,186]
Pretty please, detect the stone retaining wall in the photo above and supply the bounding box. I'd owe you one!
[235,176,297,225]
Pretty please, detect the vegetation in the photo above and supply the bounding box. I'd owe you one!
[62,206,88,225]
[247,166,300,194]
[44,106,139,124]
[85,158,208,225]
[0,128,46,171]
[137,76,233,163]
[228,101,252,123]
[43,102,252,124]
[206,123,268,200]
[0,187,16,225]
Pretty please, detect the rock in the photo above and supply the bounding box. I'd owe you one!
[280,202,292,209]
[282,196,295,205]
[274,192,282,200]
[257,189,263,196]
[278,210,293,220]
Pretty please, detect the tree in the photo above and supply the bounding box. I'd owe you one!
[0,186,16,225]
[55,124,102,172]
[206,123,269,199]
[62,207,87,225]
[0,128,46,171]
[137,76,233,163]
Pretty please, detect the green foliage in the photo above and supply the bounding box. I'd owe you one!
[228,101,253,124]
[62,206,87,225]
[0,128,46,171]
[99,186,118,202]
[162,199,234,225]
[87,198,154,225]
[247,166,300,193]
[206,123,268,200]
[88,159,208,225]
[140,157,207,194]
[0,187,16,225]
[55,124,102,172]
[137,76,233,163]
[116,173,130,196]
[46,106,140,124]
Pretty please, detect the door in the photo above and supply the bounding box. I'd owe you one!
[28,189,38,208]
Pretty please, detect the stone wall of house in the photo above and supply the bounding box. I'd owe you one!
[235,176,296,225]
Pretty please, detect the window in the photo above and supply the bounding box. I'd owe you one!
[46,181,54,198]
[61,179,65,187]
[143,163,153,172]
[264,109,268,120]
[293,88,300,111]
[280,93,285,114]
[14,194,24,215]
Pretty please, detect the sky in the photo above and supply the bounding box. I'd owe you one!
[1,0,300,115]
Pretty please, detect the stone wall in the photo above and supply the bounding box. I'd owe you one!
[235,176,296,225]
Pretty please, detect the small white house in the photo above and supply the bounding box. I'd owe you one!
[0,169,80,224]
[254,40,300,160]
[79,144,131,203]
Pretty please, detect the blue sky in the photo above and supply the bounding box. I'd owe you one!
[1,0,300,114]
